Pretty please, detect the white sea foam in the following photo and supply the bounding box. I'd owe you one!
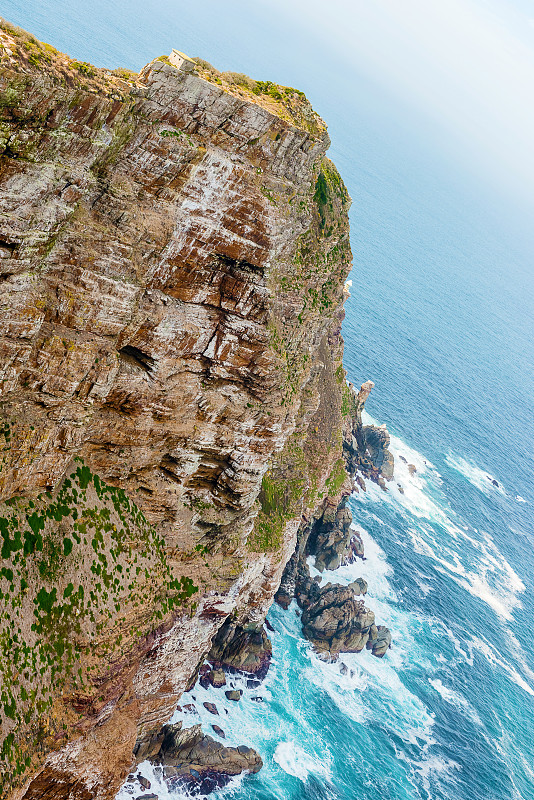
[445,453,506,495]
[432,540,524,623]
[355,426,466,542]
[415,753,461,794]
[116,762,180,800]
[470,636,534,698]
[273,740,331,781]
[309,523,395,602]
[428,678,482,726]
[357,423,526,626]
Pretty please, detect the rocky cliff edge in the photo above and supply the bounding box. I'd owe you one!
[0,19,370,799]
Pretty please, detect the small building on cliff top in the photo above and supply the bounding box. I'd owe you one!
[169,49,196,72]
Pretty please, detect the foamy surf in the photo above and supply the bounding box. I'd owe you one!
[273,741,331,781]
[353,423,526,629]
[428,678,483,726]
[445,453,506,495]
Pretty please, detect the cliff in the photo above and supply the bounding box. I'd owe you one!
[0,20,358,799]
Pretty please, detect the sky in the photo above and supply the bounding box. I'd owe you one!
[2,0,534,215]
[255,0,534,211]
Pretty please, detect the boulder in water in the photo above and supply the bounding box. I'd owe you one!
[366,624,392,657]
[153,721,263,795]
[225,689,242,702]
[301,582,375,658]
[208,668,226,688]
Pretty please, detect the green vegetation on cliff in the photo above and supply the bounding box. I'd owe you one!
[0,451,197,795]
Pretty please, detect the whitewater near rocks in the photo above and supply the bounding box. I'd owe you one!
[0,18,395,799]
[1,10,533,800]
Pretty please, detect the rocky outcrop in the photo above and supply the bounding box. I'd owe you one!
[0,19,354,799]
[207,619,272,679]
[366,625,392,658]
[343,381,395,488]
[275,379,393,659]
[150,722,262,795]
[301,582,375,658]
[308,499,364,572]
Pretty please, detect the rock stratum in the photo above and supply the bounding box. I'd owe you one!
[0,19,392,800]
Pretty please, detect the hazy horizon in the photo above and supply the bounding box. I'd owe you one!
[3,0,534,223]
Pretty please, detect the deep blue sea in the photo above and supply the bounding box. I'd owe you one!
[3,2,533,798]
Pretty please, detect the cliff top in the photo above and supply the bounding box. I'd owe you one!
[189,57,326,137]
[0,17,327,136]
[0,17,138,99]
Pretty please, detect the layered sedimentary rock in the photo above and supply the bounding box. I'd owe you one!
[0,20,356,800]
[207,619,273,679]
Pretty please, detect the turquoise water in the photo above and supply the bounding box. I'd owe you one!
[4,2,533,798]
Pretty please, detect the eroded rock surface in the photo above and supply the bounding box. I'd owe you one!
[153,722,262,795]
[0,20,355,800]
[208,619,273,679]
[301,582,375,657]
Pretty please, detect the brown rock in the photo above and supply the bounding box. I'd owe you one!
[154,722,262,794]
[301,582,375,658]
[208,669,226,688]
[0,20,353,800]
[209,621,272,680]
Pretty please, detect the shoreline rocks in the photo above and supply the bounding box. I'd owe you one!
[208,620,272,680]
[366,625,392,658]
[150,722,262,796]
[301,582,377,658]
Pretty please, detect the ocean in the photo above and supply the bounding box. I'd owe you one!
[3,2,533,798]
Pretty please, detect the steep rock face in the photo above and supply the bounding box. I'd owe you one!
[275,379,393,657]
[0,22,352,800]
[343,380,395,485]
